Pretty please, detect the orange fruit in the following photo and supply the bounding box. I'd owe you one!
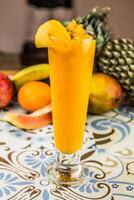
[35,20,71,48]
[18,81,51,112]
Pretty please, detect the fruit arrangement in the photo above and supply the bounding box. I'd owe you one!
[0,16,126,130]
[0,64,52,129]
[1,64,122,129]
[75,7,134,104]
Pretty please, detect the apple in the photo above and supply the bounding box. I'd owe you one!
[0,73,14,108]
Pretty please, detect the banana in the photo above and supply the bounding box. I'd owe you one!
[12,63,50,89]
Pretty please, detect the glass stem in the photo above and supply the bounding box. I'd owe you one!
[54,150,83,185]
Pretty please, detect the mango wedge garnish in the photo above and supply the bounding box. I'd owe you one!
[35,20,71,48]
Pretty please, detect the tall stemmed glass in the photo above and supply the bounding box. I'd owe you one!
[48,36,96,186]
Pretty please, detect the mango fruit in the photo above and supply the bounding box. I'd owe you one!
[88,73,123,114]
[2,104,52,129]
[0,73,14,108]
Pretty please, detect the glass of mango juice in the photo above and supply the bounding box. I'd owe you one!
[35,20,96,186]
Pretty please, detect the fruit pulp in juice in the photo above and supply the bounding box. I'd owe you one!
[49,39,96,154]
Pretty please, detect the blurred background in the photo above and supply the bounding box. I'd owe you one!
[0,0,134,72]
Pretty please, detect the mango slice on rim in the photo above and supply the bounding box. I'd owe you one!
[35,20,71,48]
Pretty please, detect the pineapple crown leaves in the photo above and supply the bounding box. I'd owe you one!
[76,7,112,55]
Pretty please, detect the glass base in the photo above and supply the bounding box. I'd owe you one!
[47,151,90,186]
[47,164,90,186]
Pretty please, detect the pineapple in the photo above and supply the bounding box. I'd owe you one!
[76,7,134,104]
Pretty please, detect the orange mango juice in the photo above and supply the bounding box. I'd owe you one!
[49,39,96,154]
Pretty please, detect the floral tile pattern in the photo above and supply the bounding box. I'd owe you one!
[0,103,133,199]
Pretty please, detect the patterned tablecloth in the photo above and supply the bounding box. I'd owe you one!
[0,103,134,200]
